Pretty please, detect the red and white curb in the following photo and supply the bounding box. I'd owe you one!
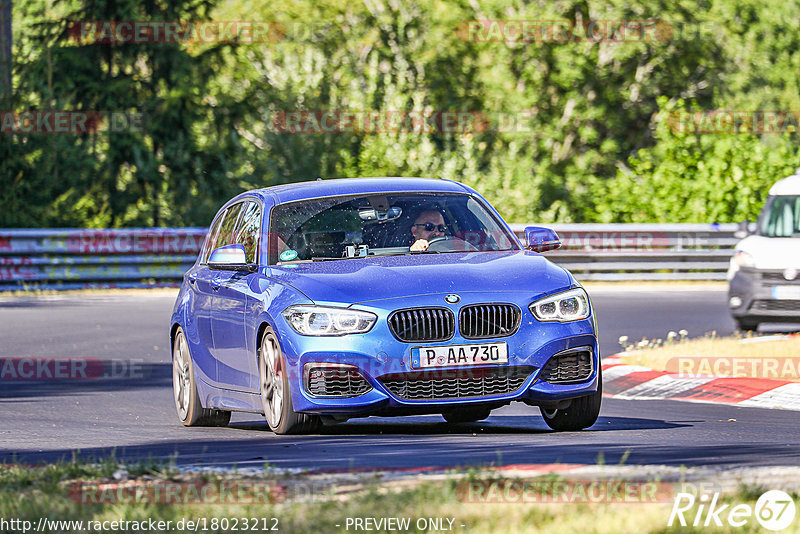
[602,356,800,411]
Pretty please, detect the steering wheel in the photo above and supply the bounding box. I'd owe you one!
[427,236,479,252]
[426,236,449,246]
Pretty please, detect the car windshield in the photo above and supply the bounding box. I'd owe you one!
[269,193,519,263]
[759,195,800,237]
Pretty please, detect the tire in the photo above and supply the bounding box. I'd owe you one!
[736,318,759,332]
[259,327,321,435]
[541,373,602,431]
[442,407,492,423]
[172,327,231,427]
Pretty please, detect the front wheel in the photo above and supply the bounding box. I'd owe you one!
[541,373,602,431]
[735,318,759,332]
[172,327,231,427]
[259,327,320,435]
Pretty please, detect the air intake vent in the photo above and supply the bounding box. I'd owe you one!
[761,271,800,283]
[379,366,534,400]
[539,349,593,384]
[751,300,800,312]
[388,307,455,342]
[305,366,372,397]
[459,304,521,339]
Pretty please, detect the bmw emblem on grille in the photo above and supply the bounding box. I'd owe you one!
[445,294,460,304]
[785,268,798,281]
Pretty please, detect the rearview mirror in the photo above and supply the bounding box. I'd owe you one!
[208,244,256,271]
[524,226,561,253]
[358,206,402,221]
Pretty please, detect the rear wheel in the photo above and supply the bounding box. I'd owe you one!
[172,328,231,427]
[541,373,602,431]
[442,407,492,424]
[259,327,321,435]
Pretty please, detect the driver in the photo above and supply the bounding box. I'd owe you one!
[410,209,447,251]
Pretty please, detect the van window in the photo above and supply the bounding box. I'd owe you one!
[760,195,800,237]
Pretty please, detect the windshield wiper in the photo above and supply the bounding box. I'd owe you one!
[310,256,364,262]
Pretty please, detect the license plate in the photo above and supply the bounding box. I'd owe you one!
[772,286,800,300]
[411,342,508,369]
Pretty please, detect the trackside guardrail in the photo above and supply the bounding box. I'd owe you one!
[0,228,206,291]
[510,223,739,281]
[0,224,739,290]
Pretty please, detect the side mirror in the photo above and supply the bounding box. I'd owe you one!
[524,226,561,252]
[734,220,755,239]
[208,244,256,271]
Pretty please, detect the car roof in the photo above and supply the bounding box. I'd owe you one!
[244,177,473,205]
[770,169,800,196]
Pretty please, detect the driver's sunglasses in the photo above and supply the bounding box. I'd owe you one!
[413,223,447,232]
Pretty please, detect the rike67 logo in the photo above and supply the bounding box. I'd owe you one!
[669,490,796,531]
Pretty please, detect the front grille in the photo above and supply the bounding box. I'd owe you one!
[306,366,372,397]
[539,349,593,384]
[750,299,800,312]
[389,308,455,342]
[379,366,534,400]
[459,304,521,339]
[761,271,800,283]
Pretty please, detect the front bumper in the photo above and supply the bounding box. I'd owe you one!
[273,293,599,415]
[729,268,800,323]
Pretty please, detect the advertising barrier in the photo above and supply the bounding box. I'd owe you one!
[0,224,738,290]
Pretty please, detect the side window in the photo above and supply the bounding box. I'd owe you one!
[201,210,227,264]
[214,202,245,250]
[235,200,262,264]
[762,196,800,237]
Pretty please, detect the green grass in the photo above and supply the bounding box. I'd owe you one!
[3,460,799,533]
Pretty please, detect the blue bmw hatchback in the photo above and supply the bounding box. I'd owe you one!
[170,178,601,434]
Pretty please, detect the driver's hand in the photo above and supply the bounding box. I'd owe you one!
[410,239,429,251]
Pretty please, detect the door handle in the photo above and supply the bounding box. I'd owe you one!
[211,279,221,292]
[188,273,197,285]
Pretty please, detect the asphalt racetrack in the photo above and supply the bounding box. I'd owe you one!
[2,286,799,471]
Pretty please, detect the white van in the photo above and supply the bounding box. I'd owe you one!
[727,168,800,330]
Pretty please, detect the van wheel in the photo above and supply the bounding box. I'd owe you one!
[736,318,759,332]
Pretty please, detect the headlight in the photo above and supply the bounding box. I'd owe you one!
[734,250,755,268]
[282,305,377,336]
[530,288,591,322]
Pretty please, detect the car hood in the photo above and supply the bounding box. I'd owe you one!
[266,251,573,305]
[737,235,800,269]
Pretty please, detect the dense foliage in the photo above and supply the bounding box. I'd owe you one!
[2,0,799,227]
